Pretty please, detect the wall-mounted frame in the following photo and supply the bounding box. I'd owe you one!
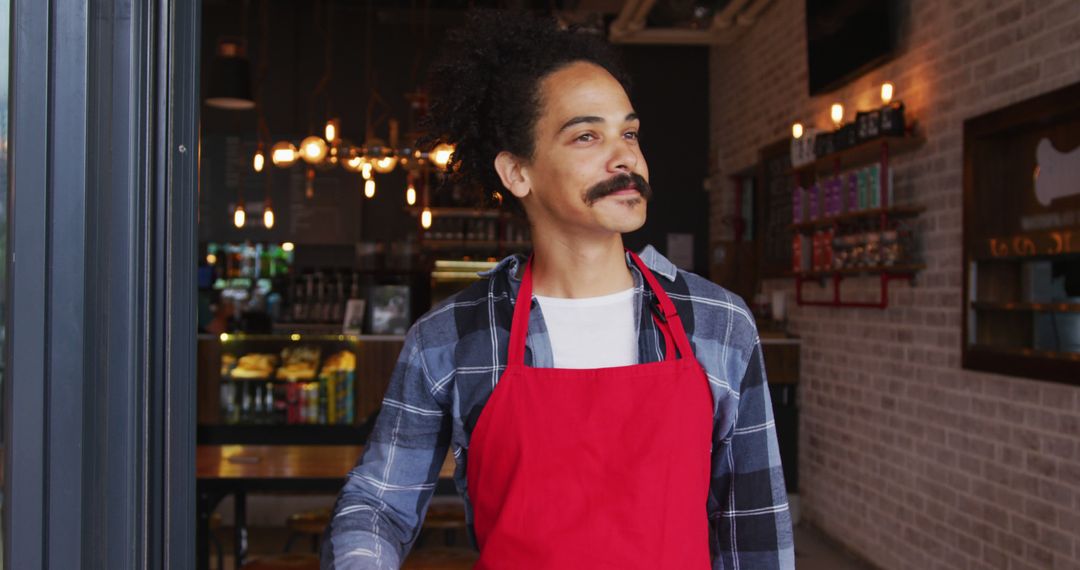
[962,81,1080,385]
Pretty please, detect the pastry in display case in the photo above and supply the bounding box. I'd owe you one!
[197,333,405,443]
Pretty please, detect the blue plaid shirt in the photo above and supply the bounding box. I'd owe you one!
[324,246,794,569]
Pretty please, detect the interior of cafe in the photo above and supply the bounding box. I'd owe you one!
[188,0,1080,569]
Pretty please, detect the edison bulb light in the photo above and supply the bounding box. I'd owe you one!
[373,156,398,174]
[421,208,433,229]
[881,82,894,105]
[792,122,804,139]
[233,204,246,228]
[830,103,844,127]
[406,183,417,206]
[263,204,275,229]
[364,179,376,198]
[343,155,365,173]
[300,136,328,164]
[253,149,265,172]
[432,143,454,169]
[361,162,373,180]
[324,119,340,143]
[271,142,298,167]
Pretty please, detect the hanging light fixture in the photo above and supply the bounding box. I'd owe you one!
[364,178,376,198]
[421,207,433,229]
[431,143,454,169]
[206,39,255,110]
[233,200,246,228]
[263,198,275,229]
[253,143,265,172]
[406,177,417,206]
[324,118,340,144]
[271,141,298,167]
[300,135,329,164]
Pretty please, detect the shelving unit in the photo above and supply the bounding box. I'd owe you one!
[960,81,1080,386]
[405,206,531,258]
[790,134,926,309]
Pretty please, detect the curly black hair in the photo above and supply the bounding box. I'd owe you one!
[423,10,631,211]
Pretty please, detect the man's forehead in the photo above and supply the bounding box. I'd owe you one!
[538,62,636,124]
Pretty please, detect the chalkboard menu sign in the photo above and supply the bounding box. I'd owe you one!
[758,139,794,278]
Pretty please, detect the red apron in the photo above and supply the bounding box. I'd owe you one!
[466,251,713,569]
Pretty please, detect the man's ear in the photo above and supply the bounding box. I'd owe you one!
[494,151,531,200]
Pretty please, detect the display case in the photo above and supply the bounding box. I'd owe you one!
[197,333,405,443]
[963,81,1080,385]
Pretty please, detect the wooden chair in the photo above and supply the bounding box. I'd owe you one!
[284,508,332,553]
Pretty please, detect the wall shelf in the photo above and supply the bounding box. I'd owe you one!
[795,266,922,309]
[788,133,926,309]
[791,205,924,231]
[970,301,1080,314]
[790,134,926,175]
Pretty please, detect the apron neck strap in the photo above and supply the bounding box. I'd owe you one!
[508,257,536,366]
[507,250,693,366]
[627,250,694,360]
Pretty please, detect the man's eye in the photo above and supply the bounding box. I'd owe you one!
[576,133,596,142]
[624,131,639,140]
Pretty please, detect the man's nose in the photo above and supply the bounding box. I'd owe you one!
[607,141,639,173]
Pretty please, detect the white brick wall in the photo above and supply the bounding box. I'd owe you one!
[708,1,1080,568]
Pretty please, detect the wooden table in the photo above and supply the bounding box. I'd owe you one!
[197,444,455,570]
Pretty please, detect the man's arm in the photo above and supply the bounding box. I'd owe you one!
[709,341,795,570]
[322,324,451,570]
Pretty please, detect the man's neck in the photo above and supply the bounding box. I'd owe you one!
[529,232,633,299]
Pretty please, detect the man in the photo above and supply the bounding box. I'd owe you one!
[324,11,793,570]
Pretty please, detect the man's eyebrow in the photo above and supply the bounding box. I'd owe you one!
[556,113,639,134]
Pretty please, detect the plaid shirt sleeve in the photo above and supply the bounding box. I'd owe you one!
[709,338,795,569]
[322,323,451,570]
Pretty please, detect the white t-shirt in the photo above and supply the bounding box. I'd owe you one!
[533,288,637,369]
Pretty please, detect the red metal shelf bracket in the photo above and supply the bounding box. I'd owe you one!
[795,270,916,309]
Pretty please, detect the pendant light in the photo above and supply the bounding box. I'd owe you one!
[263,197,275,229]
[233,200,247,228]
[206,39,255,110]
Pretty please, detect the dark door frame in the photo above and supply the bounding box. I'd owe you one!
[3,0,198,568]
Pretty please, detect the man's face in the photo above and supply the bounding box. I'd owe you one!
[516,61,650,238]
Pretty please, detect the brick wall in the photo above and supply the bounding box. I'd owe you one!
[708,1,1080,568]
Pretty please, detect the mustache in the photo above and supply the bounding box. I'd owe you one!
[583,173,653,205]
